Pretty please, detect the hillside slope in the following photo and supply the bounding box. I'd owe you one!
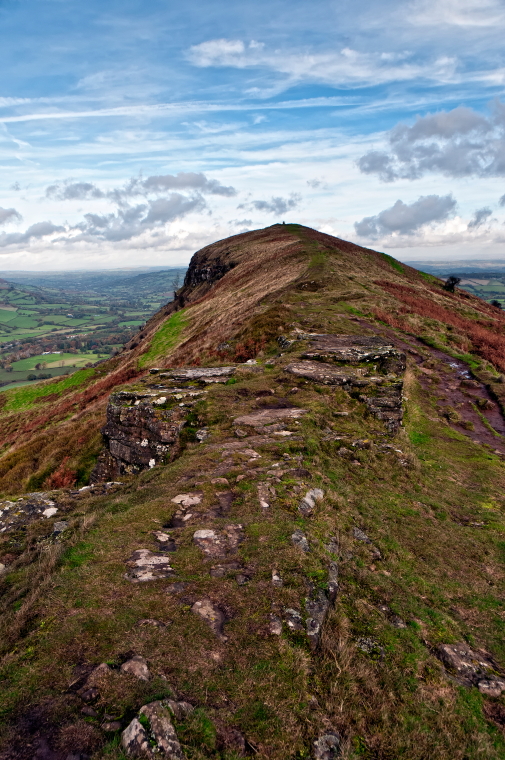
[1,224,505,760]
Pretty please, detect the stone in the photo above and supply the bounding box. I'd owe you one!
[125,549,175,582]
[437,643,503,687]
[478,678,505,697]
[91,392,187,483]
[233,407,307,427]
[138,618,168,628]
[353,527,370,542]
[257,483,270,509]
[236,574,249,585]
[43,507,58,518]
[196,428,208,443]
[80,706,98,717]
[291,529,310,552]
[153,530,177,552]
[122,700,184,759]
[299,488,324,516]
[272,570,283,587]
[121,655,150,681]
[53,520,68,534]
[306,588,329,649]
[269,614,283,635]
[193,529,226,558]
[102,721,122,732]
[211,478,229,486]
[235,428,248,438]
[192,598,227,641]
[160,366,235,381]
[284,608,304,632]
[166,700,194,722]
[171,493,203,507]
[313,731,341,759]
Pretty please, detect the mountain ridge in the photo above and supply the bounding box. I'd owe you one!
[0,224,505,759]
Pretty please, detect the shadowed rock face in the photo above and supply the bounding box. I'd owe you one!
[91,391,186,482]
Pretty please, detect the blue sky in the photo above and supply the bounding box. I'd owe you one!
[1,0,505,269]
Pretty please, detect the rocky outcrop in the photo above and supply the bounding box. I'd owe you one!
[284,334,405,432]
[91,390,186,482]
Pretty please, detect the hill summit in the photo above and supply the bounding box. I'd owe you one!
[1,224,505,759]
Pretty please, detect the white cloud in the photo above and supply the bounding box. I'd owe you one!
[354,194,457,238]
[408,0,505,28]
[358,102,505,181]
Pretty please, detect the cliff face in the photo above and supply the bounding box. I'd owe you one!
[1,224,505,760]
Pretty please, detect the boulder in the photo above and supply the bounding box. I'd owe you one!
[125,549,175,582]
[120,655,150,681]
[122,701,184,758]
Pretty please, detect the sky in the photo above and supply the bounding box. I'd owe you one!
[1,0,505,270]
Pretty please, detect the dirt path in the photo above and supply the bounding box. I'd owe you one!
[351,317,505,455]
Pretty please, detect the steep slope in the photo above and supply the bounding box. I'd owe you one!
[0,224,505,759]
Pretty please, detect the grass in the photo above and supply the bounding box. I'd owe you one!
[2,367,96,411]
[12,353,103,371]
[138,309,188,368]
[1,225,505,758]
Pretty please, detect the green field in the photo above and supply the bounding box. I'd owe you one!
[11,352,107,371]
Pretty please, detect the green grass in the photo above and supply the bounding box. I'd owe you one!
[0,309,16,323]
[12,353,101,371]
[2,368,95,411]
[138,309,188,368]
[382,252,404,273]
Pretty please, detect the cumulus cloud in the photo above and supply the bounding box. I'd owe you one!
[0,206,22,225]
[0,221,64,247]
[354,194,457,238]
[239,193,301,215]
[499,193,505,206]
[358,103,505,181]
[468,206,492,229]
[72,193,207,243]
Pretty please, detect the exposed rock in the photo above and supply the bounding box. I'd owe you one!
[272,570,283,587]
[313,731,341,759]
[353,527,370,542]
[171,492,203,507]
[437,643,505,691]
[302,334,405,371]
[291,529,310,552]
[257,483,270,509]
[478,679,505,698]
[102,720,122,732]
[284,608,304,632]
[192,598,228,641]
[92,391,187,482]
[299,488,324,516]
[156,366,235,381]
[125,549,175,582]
[166,700,194,722]
[233,407,307,427]
[196,428,209,443]
[285,360,367,387]
[306,587,330,649]
[53,520,68,534]
[122,700,184,759]
[269,614,283,635]
[153,531,177,552]
[193,524,243,558]
[120,655,150,681]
